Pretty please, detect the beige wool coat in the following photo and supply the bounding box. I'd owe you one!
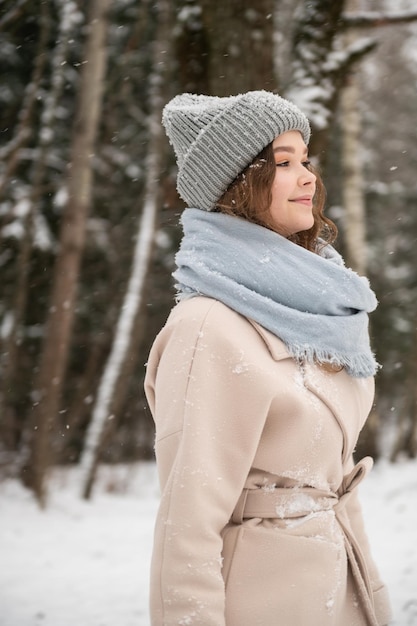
[144,296,392,626]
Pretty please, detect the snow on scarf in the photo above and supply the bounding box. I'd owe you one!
[173,208,379,378]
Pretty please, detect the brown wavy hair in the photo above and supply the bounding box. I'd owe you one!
[215,142,337,252]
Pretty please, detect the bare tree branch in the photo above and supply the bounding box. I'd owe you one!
[0,0,31,32]
[342,10,417,29]
[0,3,51,197]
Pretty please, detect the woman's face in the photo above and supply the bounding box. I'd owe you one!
[269,131,317,236]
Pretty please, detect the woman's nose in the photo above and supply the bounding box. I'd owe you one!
[300,167,316,185]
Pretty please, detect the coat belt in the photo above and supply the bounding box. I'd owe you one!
[231,457,378,626]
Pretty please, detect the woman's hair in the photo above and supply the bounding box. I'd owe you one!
[215,142,337,252]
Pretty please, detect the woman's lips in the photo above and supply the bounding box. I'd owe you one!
[290,196,313,206]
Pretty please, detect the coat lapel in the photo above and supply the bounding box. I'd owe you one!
[302,362,374,462]
[248,319,374,463]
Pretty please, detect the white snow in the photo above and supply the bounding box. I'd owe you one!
[0,458,416,626]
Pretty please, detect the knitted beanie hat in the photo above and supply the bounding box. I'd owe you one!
[162,90,311,211]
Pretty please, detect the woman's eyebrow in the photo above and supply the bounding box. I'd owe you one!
[273,146,308,155]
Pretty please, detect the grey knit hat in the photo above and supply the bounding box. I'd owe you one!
[162,90,311,211]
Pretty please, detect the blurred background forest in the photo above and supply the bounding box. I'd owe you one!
[1,0,417,505]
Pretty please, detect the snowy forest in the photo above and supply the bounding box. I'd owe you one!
[1,0,417,507]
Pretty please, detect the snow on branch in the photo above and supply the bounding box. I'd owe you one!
[288,36,376,131]
[342,10,417,29]
[323,36,377,74]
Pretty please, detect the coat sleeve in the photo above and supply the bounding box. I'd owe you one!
[145,299,274,626]
[343,456,392,626]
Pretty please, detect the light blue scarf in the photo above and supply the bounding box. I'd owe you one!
[173,209,379,378]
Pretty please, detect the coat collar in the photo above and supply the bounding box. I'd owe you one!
[248,320,291,361]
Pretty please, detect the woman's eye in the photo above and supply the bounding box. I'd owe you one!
[275,160,312,168]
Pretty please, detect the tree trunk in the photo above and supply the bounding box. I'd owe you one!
[390,320,417,461]
[22,0,111,506]
[173,0,209,94]
[175,0,275,96]
[79,0,172,500]
[340,0,367,276]
[340,75,367,275]
[287,0,375,164]
[205,0,275,95]
[340,0,377,460]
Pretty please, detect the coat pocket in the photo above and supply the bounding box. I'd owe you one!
[222,518,350,626]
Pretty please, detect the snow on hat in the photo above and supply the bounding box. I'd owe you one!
[162,90,311,211]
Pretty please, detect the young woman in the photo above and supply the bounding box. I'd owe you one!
[144,91,392,626]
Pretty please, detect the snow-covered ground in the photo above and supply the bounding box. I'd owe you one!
[1,458,416,626]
